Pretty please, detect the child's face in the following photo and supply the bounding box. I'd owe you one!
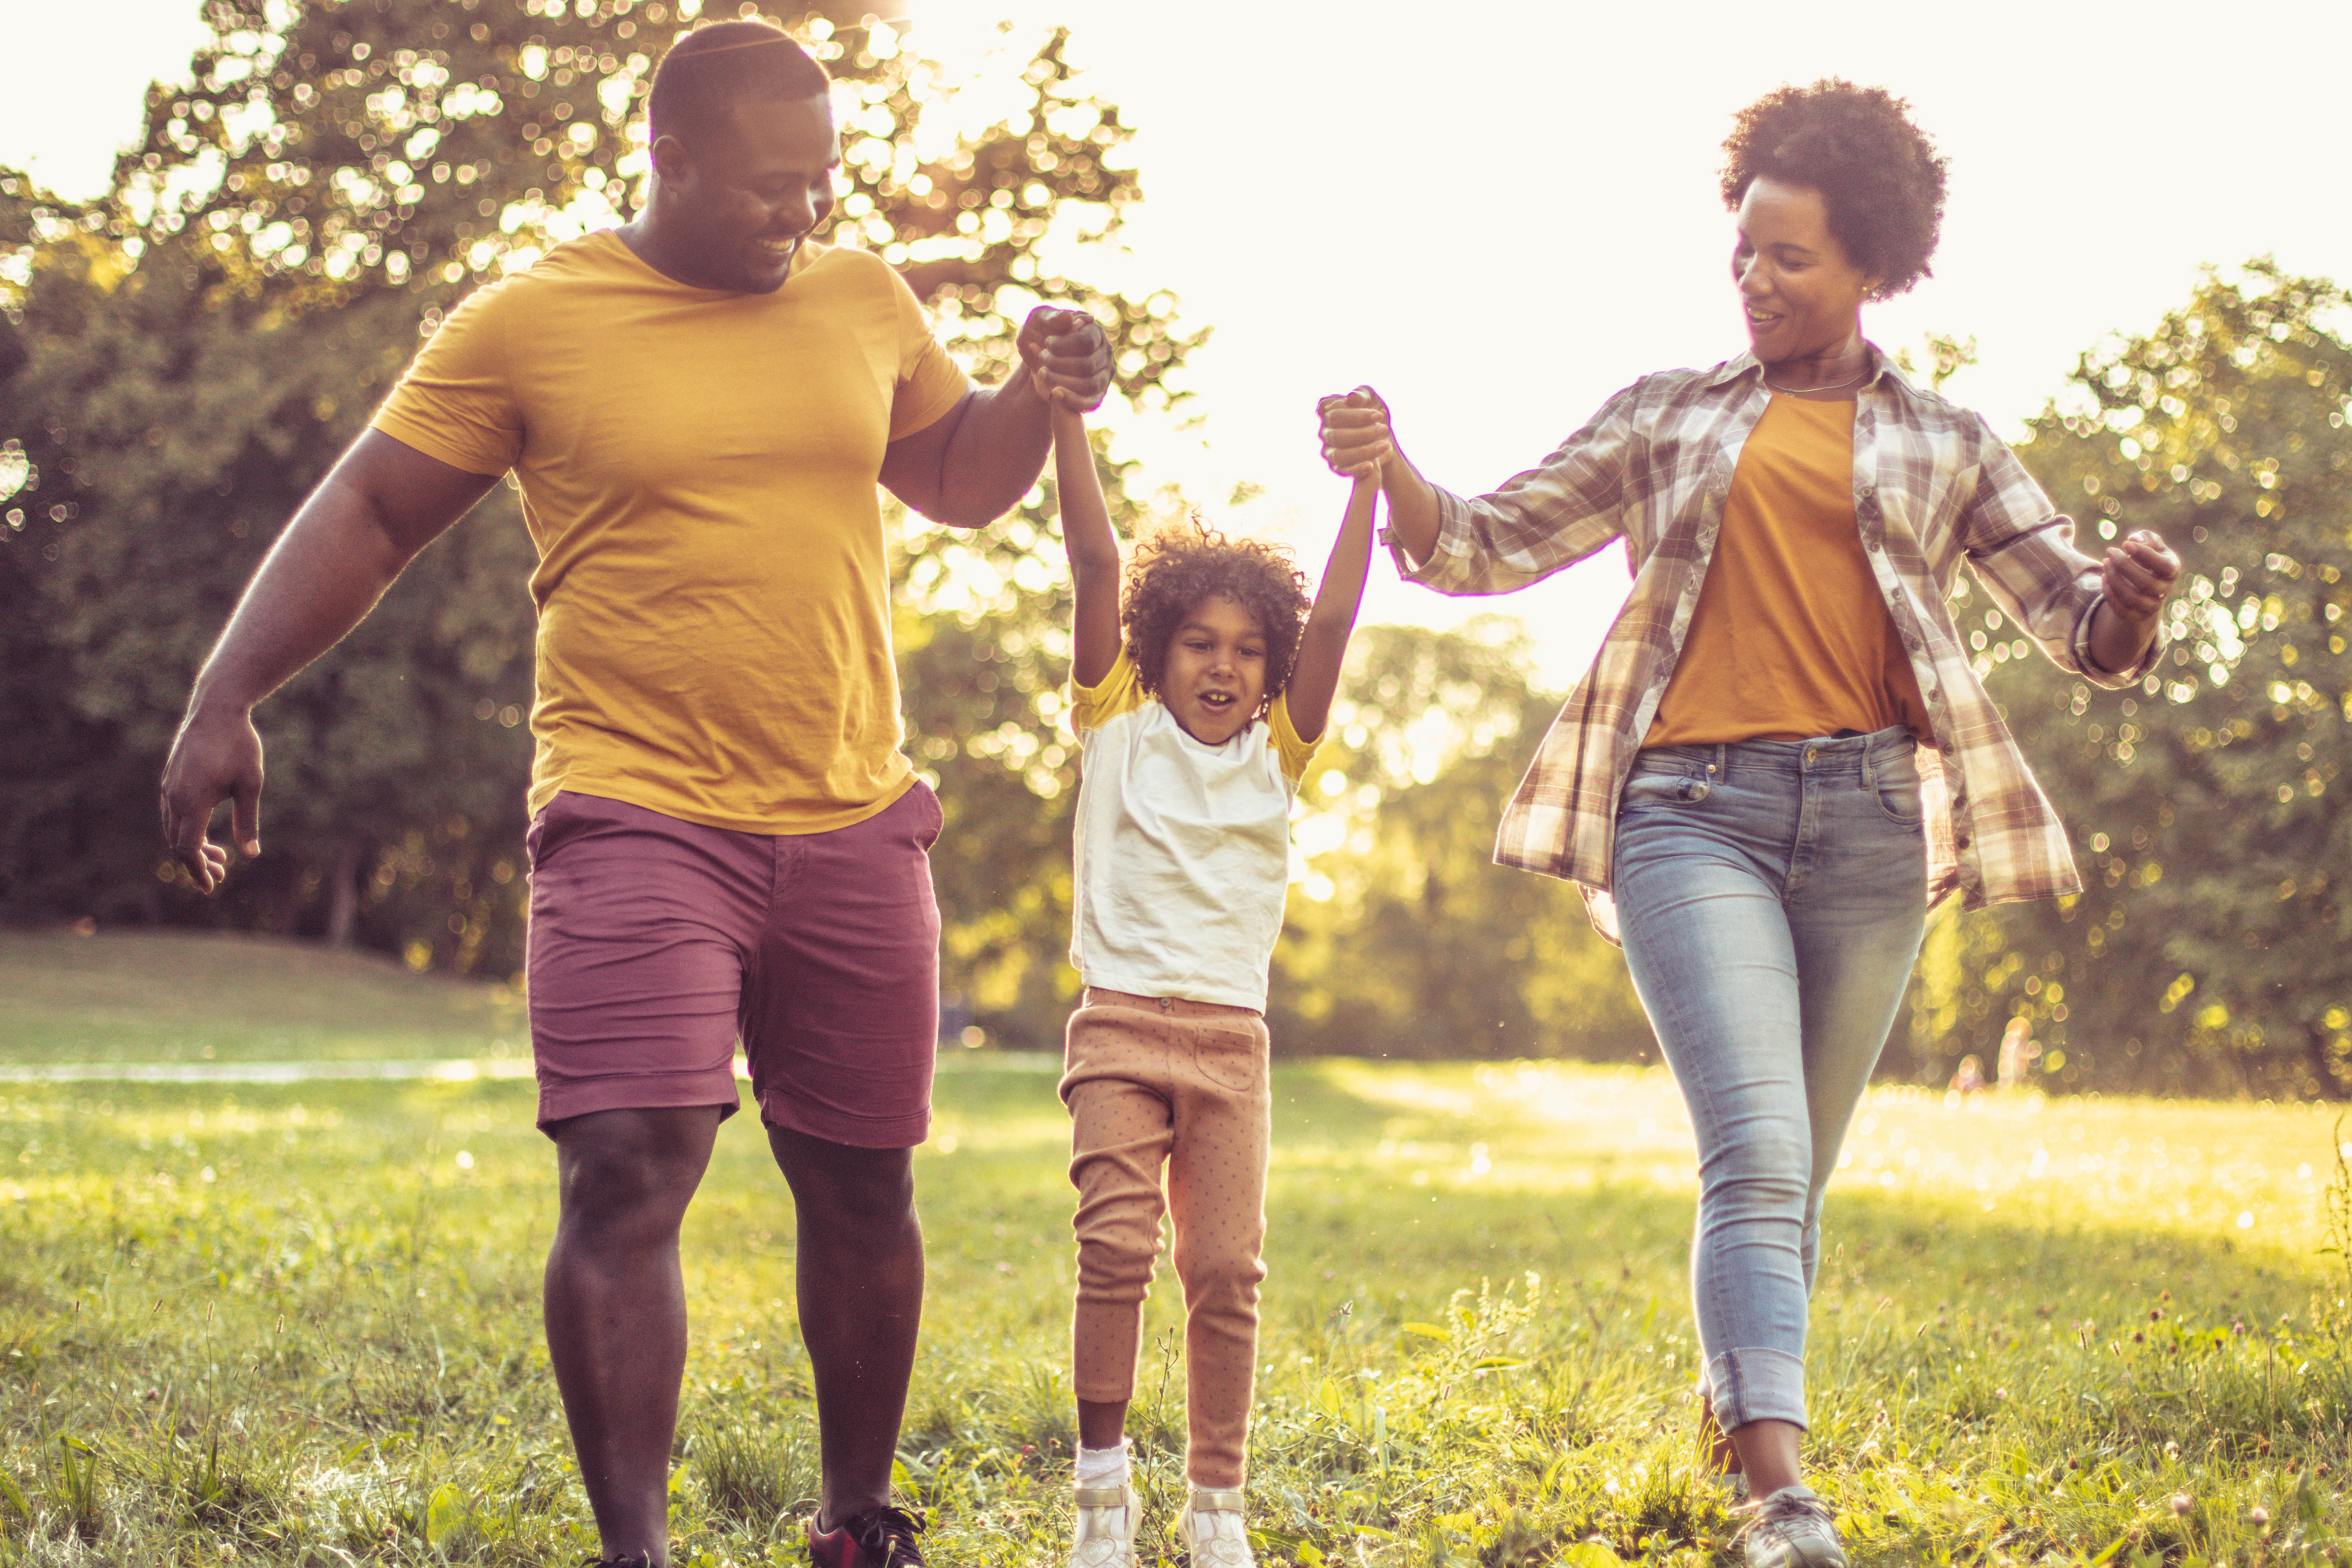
[1161,593,1267,745]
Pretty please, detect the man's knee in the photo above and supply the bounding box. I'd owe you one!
[554,1107,718,1225]
[771,1125,917,1235]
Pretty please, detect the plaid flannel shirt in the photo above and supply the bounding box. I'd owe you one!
[1394,346,2164,937]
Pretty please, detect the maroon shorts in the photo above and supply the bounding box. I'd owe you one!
[524,784,943,1147]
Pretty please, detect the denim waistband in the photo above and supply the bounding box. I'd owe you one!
[1634,723,1920,779]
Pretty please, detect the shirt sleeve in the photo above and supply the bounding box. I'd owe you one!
[885,262,975,443]
[1070,646,1150,732]
[1397,379,1642,596]
[1960,418,2165,689]
[369,282,524,476]
[1265,692,1322,785]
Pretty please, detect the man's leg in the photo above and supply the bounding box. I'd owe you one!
[546,1105,723,1565]
[770,1125,924,1530]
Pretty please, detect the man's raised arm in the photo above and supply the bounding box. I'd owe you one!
[876,307,1113,528]
[160,431,501,890]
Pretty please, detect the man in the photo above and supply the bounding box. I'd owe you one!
[158,21,1112,1568]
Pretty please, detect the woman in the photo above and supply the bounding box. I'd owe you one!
[1316,80,2176,1568]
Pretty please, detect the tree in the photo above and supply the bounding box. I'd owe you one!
[0,0,1194,977]
[1908,262,2352,1097]
[1272,620,1648,1061]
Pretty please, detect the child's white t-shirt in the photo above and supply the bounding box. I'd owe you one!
[1068,649,1322,1012]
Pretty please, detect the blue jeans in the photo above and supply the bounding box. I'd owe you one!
[1610,727,1928,1431]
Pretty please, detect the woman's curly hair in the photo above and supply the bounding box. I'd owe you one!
[1121,521,1311,716]
[1720,79,1948,301]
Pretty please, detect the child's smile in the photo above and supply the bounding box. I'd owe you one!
[1162,593,1267,746]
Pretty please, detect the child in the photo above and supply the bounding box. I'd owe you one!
[1044,386,1380,1568]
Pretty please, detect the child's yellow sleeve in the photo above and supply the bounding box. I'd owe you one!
[1069,647,1149,733]
[1266,694,1324,785]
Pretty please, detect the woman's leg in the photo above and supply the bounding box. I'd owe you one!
[1612,778,1814,1480]
[1783,744,1930,1296]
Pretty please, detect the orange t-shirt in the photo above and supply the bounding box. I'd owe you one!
[1645,394,1929,747]
[371,233,971,832]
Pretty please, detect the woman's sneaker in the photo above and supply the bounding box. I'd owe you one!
[1068,1481,1138,1568]
[1177,1488,1255,1568]
[1739,1485,1847,1568]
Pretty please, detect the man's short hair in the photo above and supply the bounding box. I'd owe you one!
[647,21,831,151]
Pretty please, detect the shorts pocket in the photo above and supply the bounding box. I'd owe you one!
[526,791,601,872]
[1190,1017,1267,1094]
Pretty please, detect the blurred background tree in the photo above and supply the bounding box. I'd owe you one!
[2,0,2346,1087]
[1270,620,1645,1060]
[0,0,1192,978]
[1893,262,2351,1098]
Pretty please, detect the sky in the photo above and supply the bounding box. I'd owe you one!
[7,0,2351,687]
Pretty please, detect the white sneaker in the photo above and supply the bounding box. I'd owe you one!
[1177,1488,1254,1568]
[1068,1481,1137,1568]
[1740,1485,1847,1568]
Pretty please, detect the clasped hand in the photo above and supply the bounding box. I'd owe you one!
[1316,386,1394,480]
[1018,306,1114,412]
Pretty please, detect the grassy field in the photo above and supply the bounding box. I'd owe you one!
[1,933,2350,1565]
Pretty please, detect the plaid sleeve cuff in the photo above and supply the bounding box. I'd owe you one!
[2072,591,2168,688]
[1389,486,1477,590]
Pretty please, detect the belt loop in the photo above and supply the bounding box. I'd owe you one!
[1708,742,1724,777]
[1862,746,1877,789]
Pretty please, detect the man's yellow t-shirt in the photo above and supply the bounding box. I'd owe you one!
[371,232,971,833]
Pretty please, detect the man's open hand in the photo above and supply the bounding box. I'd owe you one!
[160,706,264,893]
[1317,386,1394,479]
[1017,307,1113,412]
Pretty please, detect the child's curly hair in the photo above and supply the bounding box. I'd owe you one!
[1122,520,1311,717]
[1720,79,1948,301]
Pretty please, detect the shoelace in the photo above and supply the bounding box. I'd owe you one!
[850,1505,928,1568]
[1741,1488,1836,1540]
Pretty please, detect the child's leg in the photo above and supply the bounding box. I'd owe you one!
[1165,1008,1272,1490]
[1065,1001,1178,1431]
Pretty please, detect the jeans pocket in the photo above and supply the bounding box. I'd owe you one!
[1190,1018,1266,1094]
[1620,769,1713,808]
[1871,757,1924,827]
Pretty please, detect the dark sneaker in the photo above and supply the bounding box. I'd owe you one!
[807,1506,927,1568]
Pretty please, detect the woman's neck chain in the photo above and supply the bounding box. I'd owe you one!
[1763,361,1871,395]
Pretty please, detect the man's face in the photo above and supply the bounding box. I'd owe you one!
[657,93,839,293]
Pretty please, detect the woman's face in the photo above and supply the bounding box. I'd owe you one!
[1731,176,1878,366]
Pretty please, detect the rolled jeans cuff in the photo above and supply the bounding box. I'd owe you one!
[1702,1347,1807,1431]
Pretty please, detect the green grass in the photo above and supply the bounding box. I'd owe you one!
[0,931,525,1064]
[1,935,2350,1564]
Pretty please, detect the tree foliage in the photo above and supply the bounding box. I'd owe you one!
[0,0,1193,976]
[1896,262,2352,1096]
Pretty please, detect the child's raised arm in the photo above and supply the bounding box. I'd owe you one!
[1051,390,1122,689]
[1284,465,1380,745]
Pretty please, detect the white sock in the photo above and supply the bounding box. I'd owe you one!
[1075,1438,1129,1490]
